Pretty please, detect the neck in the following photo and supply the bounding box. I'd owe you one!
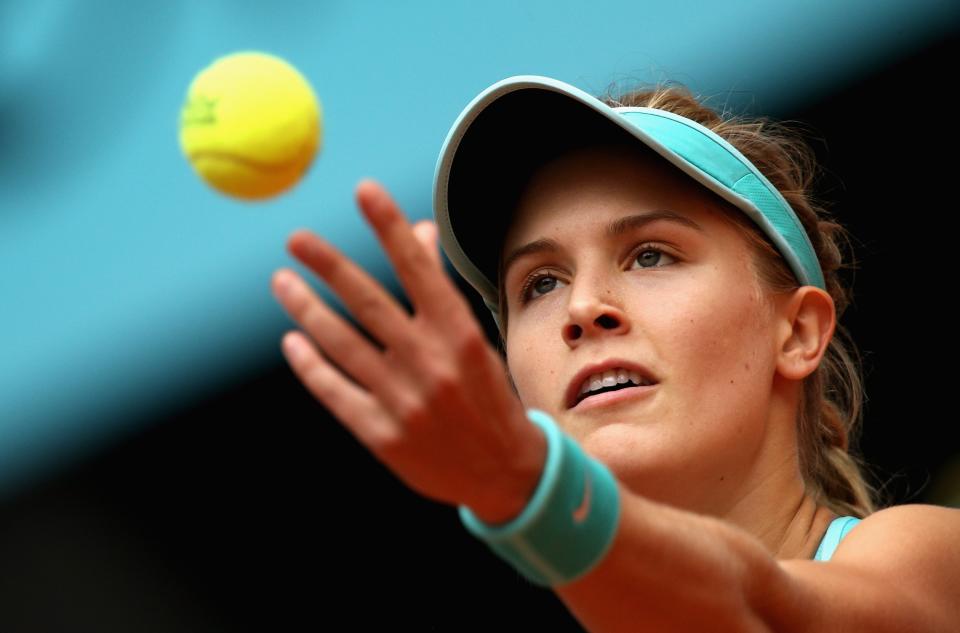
[770,494,837,559]
[720,446,836,559]
[720,375,837,559]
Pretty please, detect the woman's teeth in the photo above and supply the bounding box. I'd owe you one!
[579,368,650,399]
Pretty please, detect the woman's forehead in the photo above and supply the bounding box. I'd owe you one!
[494,143,757,295]
[504,154,723,242]
[501,207,714,281]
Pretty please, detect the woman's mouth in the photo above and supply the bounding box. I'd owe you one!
[571,382,658,412]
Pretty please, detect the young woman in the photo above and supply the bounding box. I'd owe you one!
[270,75,959,632]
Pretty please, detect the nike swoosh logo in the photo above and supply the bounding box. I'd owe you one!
[572,471,592,523]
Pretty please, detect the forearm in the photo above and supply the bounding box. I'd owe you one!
[553,482,787,633]
[464,420,798,633]
[473,469,951,633]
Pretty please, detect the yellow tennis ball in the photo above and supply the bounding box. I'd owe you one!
[179,51,322,201]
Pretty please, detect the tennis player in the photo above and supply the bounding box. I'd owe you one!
[271,75,959,632]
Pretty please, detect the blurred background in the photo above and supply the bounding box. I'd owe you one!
[1,1,958,630]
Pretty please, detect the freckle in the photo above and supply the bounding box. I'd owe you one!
[720,476,725,482]
[744,362,750,371]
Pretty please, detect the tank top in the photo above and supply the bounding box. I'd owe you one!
[813,515,861,561]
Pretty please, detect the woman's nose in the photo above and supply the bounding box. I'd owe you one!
[563,282,630,342]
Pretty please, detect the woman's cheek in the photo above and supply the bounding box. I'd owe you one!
[506,340,545,407]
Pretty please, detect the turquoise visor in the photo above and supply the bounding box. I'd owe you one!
[432,75,825,332]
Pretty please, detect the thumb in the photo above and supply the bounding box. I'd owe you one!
[413,220,442,268]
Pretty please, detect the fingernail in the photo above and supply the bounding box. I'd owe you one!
[283,336,303,362]
[274,271,292,298]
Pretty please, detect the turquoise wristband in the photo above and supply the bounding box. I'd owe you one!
[458,408,621,587]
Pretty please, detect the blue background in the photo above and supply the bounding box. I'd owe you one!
[2,2,959,630]
[2,0,957,496]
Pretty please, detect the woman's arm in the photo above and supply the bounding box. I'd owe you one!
[465,412,960,632]
[269,182,957,633]
[546,487,960,633]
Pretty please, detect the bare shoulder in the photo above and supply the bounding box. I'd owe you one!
[835,503,960,559]
[775,505,960,632]
[833,504,960,614]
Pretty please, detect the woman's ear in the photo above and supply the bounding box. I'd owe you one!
[775,286,836,381]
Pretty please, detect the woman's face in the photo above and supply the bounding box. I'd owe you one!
[500,143,788,514]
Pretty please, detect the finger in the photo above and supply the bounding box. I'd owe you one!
[284,228,423,368]
[413,220,442,270]
[272,267,420,420]
[280,330,398,451]
[355,179,473,325]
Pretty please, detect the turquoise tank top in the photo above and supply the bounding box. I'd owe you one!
[813,516,861,561]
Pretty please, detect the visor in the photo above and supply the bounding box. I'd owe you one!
[432,75,825,332]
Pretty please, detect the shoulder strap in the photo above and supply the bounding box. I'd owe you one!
[814,516,861,561]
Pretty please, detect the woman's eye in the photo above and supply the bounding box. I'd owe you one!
[632,246,676,270]
[518,245,676,304]
[519,273,564,303]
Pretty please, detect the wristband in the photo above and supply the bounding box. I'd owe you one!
[458,408,621,587]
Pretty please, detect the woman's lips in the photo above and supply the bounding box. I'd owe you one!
[571,383,659,412]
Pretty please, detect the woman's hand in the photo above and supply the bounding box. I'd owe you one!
[270,179,546,522]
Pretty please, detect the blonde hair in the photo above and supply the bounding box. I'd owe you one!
[493,80,884,518]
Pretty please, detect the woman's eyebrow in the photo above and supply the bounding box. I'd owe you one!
[502,210,704,277]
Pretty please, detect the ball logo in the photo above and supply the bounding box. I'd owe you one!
[181,95,219,127]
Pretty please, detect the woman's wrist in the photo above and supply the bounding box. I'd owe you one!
[458,408,622,587]
[464,415,549,525]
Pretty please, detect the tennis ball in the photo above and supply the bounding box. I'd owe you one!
[179,51,322,201]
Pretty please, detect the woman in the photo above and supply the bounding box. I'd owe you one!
[270,75,959,632]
